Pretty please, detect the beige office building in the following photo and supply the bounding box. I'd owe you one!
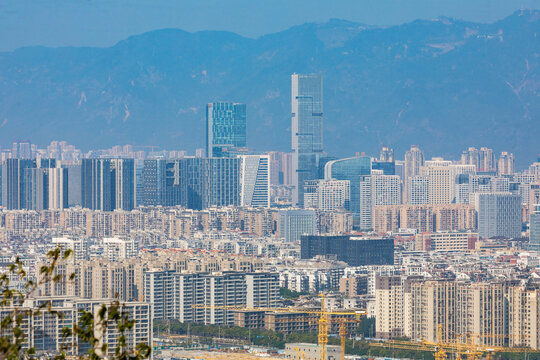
[415,232,478,252]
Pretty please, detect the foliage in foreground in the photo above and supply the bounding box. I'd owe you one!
[0,248,151,360]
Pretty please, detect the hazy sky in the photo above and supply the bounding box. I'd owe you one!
[1,0,539,51]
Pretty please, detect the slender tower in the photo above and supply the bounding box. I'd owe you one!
[291,74,323,207]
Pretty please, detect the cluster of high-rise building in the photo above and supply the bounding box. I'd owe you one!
[2,75,539,246]
[0,155,270,212]
[3,72,540,357]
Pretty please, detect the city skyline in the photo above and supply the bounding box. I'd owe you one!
[2,3,540,359]
[1,11,539,167]
[1,136,537,171]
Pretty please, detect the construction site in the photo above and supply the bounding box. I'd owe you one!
[151,294,540,360]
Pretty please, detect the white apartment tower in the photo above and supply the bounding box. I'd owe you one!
[498,151,515,175]
[303,179,350,211]
[407,176,429,205]
[102,237,139,261]
[360,173,401,230]
[422,162,452,205]
[52,237,88,262]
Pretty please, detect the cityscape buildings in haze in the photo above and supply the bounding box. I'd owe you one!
[3,5,540,358]
[1,72,540,359]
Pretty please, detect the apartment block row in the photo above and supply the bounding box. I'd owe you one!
[0,206,351,241]
[143,270,279,326]
[376,276,540,349]
[36,250,265,302]
[373,204,477,234]
[0,297,151,358]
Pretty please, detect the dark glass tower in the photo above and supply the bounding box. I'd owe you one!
[179,157,241,210]
[1,158,36,209]
[81,159,112,211]
[141,159,167,206]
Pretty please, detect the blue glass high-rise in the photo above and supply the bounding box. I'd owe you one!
[206,102,247,158]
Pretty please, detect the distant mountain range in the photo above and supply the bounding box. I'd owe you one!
[0,10,539,166]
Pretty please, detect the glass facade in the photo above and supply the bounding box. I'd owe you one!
[81,159,112,211]
[301,235,394,266]
[325,156,371,215]
[110,158,135,211]
[206,102,247,157]
[372,160,395,175]
[180,157,241,210]
[140,159,166,206]
[291,74,323,206]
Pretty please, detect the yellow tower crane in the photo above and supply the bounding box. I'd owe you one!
[339,320,346,360]
[318,294,329,360]
[193,293,366,360]
[370,324,538,360]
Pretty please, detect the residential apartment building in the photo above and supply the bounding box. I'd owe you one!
[373,204,477,234]
[143,270,279,326]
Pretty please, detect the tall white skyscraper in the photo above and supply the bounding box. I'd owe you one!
[371,174,401,207]
[422,165,452,204]
[240,155,270,208]
[48,167,68,210]
[291,73,323,207]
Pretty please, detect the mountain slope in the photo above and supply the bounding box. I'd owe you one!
[0,10,538,165]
